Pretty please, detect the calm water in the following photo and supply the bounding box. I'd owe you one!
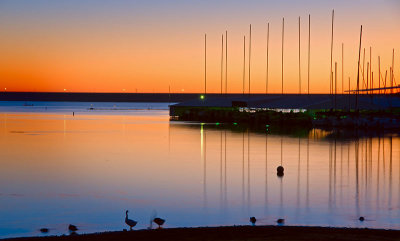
[0,102,399,238]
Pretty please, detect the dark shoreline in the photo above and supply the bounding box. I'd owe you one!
[3,226,400,241]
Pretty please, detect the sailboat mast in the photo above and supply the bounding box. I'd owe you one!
[282,17,284,95]
[330,10,334,95]
[392,49,395,95]
[356,25,363,110]
[243,35,246,95]
[362,48,365,90]
[249,24,252,95]
[225,31,228,95]
[221,34,224,95]
[308,14,311,95]
[335,62,337,109]
[342,43,344,94]
[204,34,207,96]
[299,16,301,94]
[378,56,381,94]
[370,47,372,93]
[266,22,270,94]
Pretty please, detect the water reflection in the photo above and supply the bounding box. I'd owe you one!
[180,123,399,229]
[0,111,399,238]
[264,134,268,215]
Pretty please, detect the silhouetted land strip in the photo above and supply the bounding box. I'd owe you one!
[0,92,204,102]
[4,226,400,241]
[0,92,285,103]
[170,95,400,130]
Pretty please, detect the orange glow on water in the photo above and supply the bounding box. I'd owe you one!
[1,110,400,236]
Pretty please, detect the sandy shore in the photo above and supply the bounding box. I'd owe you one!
[3,226,400,241]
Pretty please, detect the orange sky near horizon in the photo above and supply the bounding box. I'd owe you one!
[0,0,399,94]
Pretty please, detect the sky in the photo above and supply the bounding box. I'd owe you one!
[0,0,399,93]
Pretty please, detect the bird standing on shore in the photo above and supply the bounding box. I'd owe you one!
[68,224,78,232]
[250,217,257,226]
[125,210,138,231]
[153,217,165,229]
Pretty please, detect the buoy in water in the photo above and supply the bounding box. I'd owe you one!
[277,166,284,177]
[359,216,365,221]
[277,218,285,224]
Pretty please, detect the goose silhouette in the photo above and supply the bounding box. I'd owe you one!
[125,210,138,231]
[250,217,257,226]
[153,217,165,229]
[68,224,78,232]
